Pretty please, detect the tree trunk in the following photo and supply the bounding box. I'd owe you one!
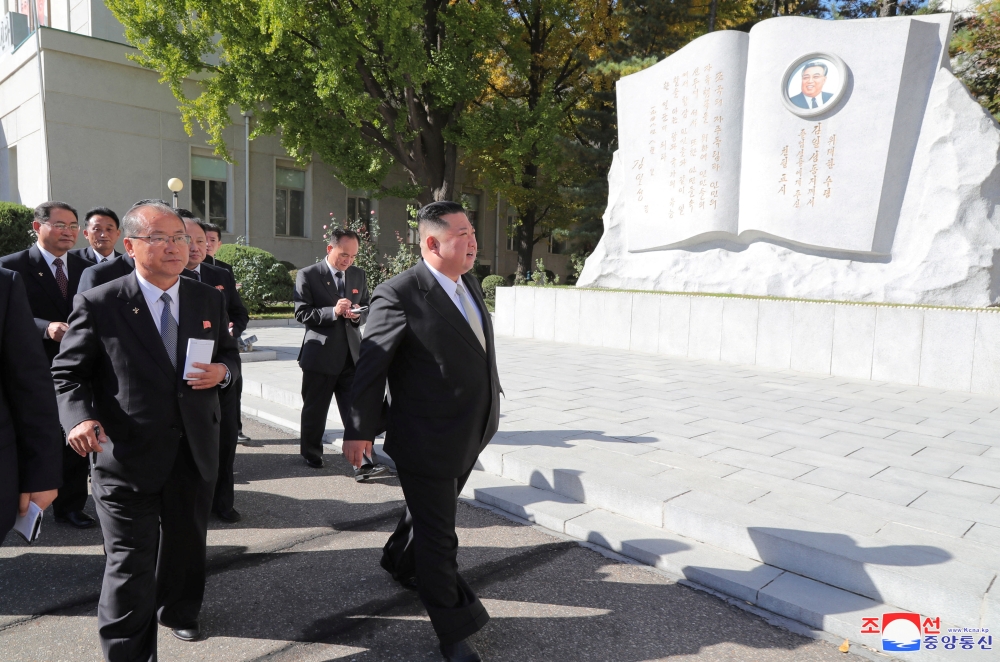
[879,0,898,16]
[708,0,718,32]
[515,205,537,283]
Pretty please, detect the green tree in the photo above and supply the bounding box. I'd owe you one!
[952,1,1000,120]
[0,202,35,256]
[107,0,502,204]
[461,0,620,281]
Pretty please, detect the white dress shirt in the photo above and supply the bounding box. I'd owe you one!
[424,261,484,329]
[37,243,70,280]
[135,270,180,332]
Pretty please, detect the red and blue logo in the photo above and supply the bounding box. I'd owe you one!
[880,613,922,652]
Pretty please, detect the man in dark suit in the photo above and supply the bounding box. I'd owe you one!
[202,222,234,273]
[70,207,122,265]
[79,250,197,293]
[344,201,501,662]
[789,61,833,110]
[52,201,240,659]
[0,268,63,543]
[294,228,374,471]
[0,201,94,529]
[181,217,248,523]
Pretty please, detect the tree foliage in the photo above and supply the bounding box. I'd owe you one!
[107,0,503,204]
[953,1,1000,120]
[214,244,294,312]
[0,202,35,257]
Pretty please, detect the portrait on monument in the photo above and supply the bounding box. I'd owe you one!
[781,53,847,117]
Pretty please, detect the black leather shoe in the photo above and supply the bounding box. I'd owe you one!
[216,508,241,523]
[54,511,96,529]
[303,455,324,468]
[170,623,201,642]
[237,432,251,443]
[440,638,482,662]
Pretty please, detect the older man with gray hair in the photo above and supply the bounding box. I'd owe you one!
[52,200,241,661]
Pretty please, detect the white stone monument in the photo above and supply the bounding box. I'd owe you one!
[581,14,1000,307]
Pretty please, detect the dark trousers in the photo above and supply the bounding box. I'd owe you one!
[52,443,90,516]
[299,359,354,461]
[381,466,489,644]
[213,376,242,514]
[92,440,214,662]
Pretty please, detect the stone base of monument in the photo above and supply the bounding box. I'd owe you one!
[495,286,1000,397]
[239,350,278,363]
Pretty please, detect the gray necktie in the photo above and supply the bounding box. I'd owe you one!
[811,97,817,109]
[455,281,486,350]
[159,292,178,369]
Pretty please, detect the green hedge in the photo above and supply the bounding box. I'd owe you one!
[0,202,35,257]
[481,274,506,302]
[214,244,293,313]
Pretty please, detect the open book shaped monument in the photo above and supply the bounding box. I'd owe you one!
[580,15,1000,307]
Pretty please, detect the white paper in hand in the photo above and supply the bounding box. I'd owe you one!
[13,501,43,544]
[183,338,215,378]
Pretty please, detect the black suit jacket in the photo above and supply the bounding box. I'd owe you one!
[294,261,369,375]
[0,269,63,538]
[78,254,197,293]
[69,247,122,265]
[0,245,88,363]
[183,263,250,337]
[51,273,241,493]
[346,261,501,479]
[204,255,234,276]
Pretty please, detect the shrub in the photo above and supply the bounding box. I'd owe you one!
[0,202,35,257]
[278,260,296,271]
[481,274,506,302]
[214,244,294,312]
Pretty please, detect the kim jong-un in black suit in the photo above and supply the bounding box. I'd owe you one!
[52,203,240,660]
[0,268,63,542]
[345,202,500,661]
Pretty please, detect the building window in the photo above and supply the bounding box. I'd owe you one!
[275,166,306,237]
[505,209,517,251]
[548,234,564,254]
[191,154,228,227]
[461,193,480,235]
[347,192,371,231]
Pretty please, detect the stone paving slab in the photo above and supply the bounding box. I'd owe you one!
[240,328,1000,637]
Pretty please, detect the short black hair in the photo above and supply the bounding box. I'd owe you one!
[417,201,466,237]
[329,228,361,246]
[202,223,224,240]
[802,61,828,76]
[34,201,78,223]
[84,206,120,228]
[174,208,197,220]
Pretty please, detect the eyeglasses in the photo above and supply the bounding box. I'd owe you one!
[43,222,80,232]
[128,235,193,246]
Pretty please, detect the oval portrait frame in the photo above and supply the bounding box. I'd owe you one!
[780,52,848,118]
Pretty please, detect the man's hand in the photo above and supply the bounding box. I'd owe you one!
[18,490,58,516]
[343,439,374,469]
[47,322,68,342]
[186,362,228,390]
[67,419,107,457]
[334,298,354,317]
[228,321,234,336]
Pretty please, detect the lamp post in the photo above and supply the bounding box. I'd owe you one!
[167,178,184,208]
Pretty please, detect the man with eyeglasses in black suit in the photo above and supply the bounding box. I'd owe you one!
[0,201,94,529]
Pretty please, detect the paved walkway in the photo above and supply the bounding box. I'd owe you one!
[237,325,1000,659]
[0,418,862,661]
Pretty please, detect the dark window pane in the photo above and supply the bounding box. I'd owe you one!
[209,180,227,225]
[192,179,207,220]
[289,190,305,237]
[347,198,356,222]
[275,188,288,235]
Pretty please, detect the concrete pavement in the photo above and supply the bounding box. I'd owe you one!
[0,417,863,661]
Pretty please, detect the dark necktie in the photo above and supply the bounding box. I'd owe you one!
[53,257,68,299]
[811,97,817,109]
[100,256,108,263]
[335,271,344,298]
[194,269,201,281]
[159,292,178,369]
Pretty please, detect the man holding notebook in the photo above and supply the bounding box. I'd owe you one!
[51,200,240,660]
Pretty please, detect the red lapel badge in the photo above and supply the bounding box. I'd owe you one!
[215,284,225,291]
[203,320,212,329]
[352,288,359,294]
